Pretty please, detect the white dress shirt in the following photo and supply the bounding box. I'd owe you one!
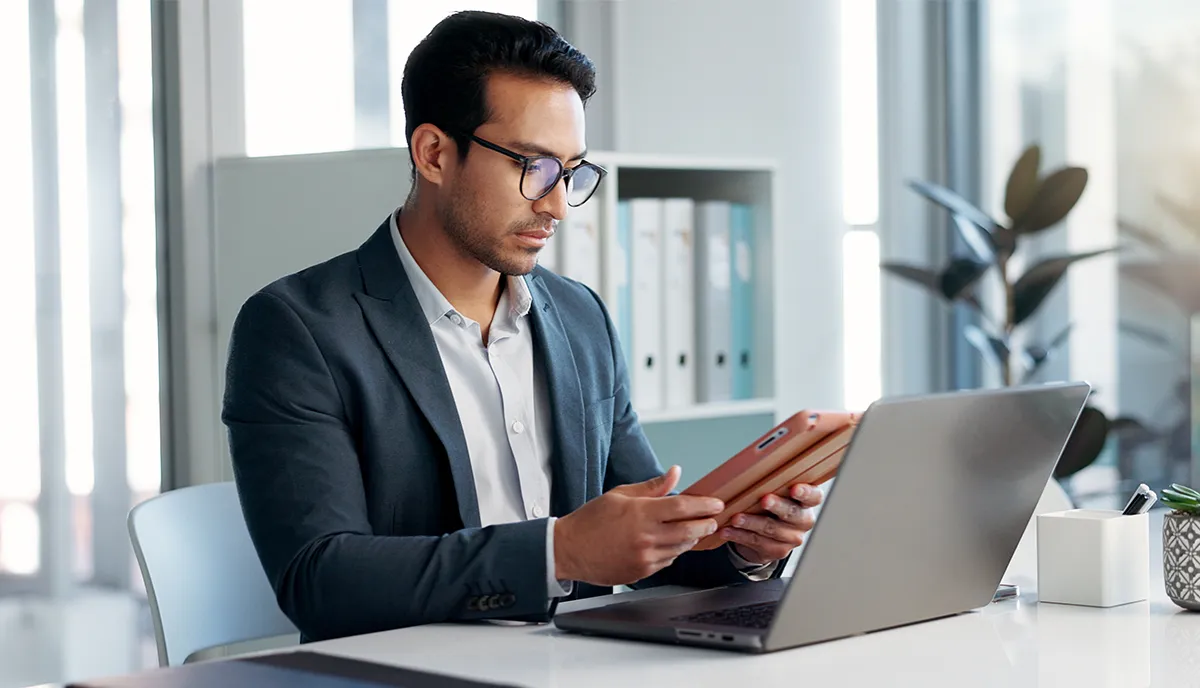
[390,214,570,598]
[390,212,774,600]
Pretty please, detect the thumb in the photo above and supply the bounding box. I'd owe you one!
[620,465,681,498]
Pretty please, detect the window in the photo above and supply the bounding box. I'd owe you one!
[242,1,539,157]
[981,0,1200,506]
[840,0,882,411]
[1,0,161,679]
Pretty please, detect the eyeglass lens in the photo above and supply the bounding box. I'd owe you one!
[522,159,602,206]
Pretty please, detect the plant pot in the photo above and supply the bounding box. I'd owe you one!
[1163,511,1200,611]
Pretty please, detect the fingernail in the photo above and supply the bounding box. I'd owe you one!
[733,515,746,527]
[764,496,777,508]
[721,528,735,539]
[710,499,725,512]
[706,522,717,535]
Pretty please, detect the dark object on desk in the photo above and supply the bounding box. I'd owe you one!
[992,584,1019,603]
[68,650,523,688]
[1120,483,1157,515]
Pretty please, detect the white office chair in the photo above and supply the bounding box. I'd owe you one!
[128,481,299,666]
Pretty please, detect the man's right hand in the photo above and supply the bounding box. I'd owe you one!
[553,465,724,586]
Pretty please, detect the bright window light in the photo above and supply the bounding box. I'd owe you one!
[839,0,879,226]
[843,230,882,411]
[0,503,40,575]
[56,0,95,496]
[119,0,162,495]
[243,1,356,156]
[0,0,41,502]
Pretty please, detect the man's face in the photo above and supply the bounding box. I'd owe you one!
[438,71,587,276]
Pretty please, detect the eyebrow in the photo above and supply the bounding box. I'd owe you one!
[513,141,587,162]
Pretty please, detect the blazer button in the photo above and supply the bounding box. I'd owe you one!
[501,593,516,607]
[466,596,479,611]
[486,594,502,610]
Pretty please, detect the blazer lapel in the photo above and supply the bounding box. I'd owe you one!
[527,273,587,515]
[353,220,481,529]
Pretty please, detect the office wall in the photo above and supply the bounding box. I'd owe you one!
[596,0,846,415]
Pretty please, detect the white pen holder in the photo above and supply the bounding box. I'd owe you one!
[1036,509,1149,608]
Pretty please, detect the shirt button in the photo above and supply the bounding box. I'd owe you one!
[511,420,525,434]
[531,504,545,518]
[450,314,463,326]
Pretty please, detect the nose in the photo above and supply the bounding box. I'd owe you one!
[531,175,569,222]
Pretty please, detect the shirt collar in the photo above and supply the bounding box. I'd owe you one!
[389,210,534,327]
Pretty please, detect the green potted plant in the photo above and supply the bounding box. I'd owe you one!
[882,143,1126,480]
[1161,483,1200,611]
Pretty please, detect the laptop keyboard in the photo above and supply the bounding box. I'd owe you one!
[671,601,778,629]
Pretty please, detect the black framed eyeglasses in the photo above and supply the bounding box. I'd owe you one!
[464,134,607,207]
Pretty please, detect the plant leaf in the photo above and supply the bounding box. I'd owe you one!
[1108,416,1161,451]
[939,257,990,300]
[1012,248,1118,324]
[1121,259,1200,314]
[1004,144,1042,222]
[881,263,941,296]
[1172,483,1200,499]
[963,324,1009,370]
[1163,499,1200,514]
[1117,218,1173,253]
[1053,406,1110,479]
[908,179,1002,233]
[1157,192,1200,236]
[993,227,1018,256]
[1119,321,1175,352]
[1013,167,1088,234]
[1020,324,1073,382]
[1162,487,1200,506]
[951,213,997,264]
[1110,416,1154,435]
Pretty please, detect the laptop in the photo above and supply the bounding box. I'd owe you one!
[553,382,1091,653]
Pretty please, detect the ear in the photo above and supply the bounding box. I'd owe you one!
[410,123,456,188]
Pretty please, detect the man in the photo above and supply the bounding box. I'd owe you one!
[223,10,822,643]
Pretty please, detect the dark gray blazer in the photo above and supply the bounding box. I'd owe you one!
[222,218,761,642]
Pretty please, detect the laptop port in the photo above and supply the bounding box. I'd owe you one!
[722,635,734,642]
[678,630,702,638]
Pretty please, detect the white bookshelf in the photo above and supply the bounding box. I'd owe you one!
[211,148,782,443]
[638,398,778,424]
[585,151,780,425]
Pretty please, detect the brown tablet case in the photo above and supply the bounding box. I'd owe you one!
[681,410,860,551]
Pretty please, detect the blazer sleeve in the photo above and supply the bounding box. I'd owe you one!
[222,291,554,642]
[583,288,779,590]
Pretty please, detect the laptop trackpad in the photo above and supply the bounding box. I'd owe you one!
[574,579,788,626]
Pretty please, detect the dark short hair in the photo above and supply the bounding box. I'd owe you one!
[401,11,596,173]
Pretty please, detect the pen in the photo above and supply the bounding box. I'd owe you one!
[1137,488,1158,514]
[1121,483,1155,515]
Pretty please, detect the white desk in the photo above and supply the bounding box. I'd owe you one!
[36,511,1200,688]
[290,511,1200,687]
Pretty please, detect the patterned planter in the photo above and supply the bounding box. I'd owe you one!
[1164,511,1200,611]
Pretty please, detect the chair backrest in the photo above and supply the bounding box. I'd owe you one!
[128,482,298,666]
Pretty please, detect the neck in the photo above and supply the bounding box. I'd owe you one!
[396,199,504,316]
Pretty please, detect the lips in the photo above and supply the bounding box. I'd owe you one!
[516,227,554,240]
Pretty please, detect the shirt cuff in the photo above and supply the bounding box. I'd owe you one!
[546,517,574,598]
[726,542,780,582]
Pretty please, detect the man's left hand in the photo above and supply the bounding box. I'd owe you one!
[722,484,823,565]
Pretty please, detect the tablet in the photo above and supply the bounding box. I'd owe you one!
[681,409,860,550]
